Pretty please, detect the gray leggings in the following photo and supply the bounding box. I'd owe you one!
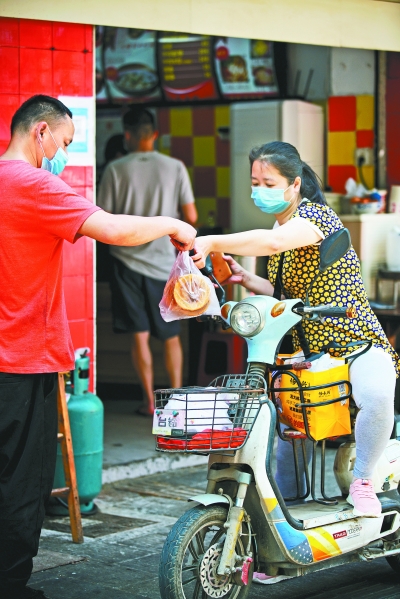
[275,346,396,498]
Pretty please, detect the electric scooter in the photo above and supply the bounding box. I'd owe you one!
[154,229,400,599]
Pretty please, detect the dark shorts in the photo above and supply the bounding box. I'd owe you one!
[110,257,180,341]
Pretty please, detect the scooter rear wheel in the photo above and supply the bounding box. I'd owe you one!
[386,553,400,575]
[159,505,254,599]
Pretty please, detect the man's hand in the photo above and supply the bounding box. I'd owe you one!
[169,220,197,251]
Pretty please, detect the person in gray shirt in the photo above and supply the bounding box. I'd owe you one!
[98,108,197,415]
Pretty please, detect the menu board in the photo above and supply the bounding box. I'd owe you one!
[96,27,161,103]
[157,33,219,102]
[214,37,279,99]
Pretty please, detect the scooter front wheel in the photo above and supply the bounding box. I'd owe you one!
[159,505,254,599]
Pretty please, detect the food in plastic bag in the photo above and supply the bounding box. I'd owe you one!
[159,251,221,322]
[173,274,210,312]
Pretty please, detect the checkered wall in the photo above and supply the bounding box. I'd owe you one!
[327,95,375,193]
[157,105,231,229]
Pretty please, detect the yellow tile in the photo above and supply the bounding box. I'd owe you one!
[328,131,356,166]
[196,198,217,226]
[356,95,374,130]
[193,136,216,166]
[170,108,192,137]
[217,167,230,197]
[186,167,194,186]
[355,165,375,189]
[215,105,230,130]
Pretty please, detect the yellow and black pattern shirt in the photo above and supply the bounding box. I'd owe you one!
[267,201,400,376]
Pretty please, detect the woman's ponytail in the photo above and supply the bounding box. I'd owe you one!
[249,141,326,206]
[300,162,326,205]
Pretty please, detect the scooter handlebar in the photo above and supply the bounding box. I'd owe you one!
[293,305,357,319]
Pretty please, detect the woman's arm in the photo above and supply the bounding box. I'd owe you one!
[194,218,322,260]
[221,255,275,296]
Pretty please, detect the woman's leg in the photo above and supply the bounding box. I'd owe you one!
[348,346,396,516]
[350,347,395,479]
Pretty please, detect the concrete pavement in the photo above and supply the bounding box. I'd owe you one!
[30,464,400,599]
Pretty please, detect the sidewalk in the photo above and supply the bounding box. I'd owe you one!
[31,464,399,599]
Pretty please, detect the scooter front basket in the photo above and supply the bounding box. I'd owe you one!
[153,373,266,455]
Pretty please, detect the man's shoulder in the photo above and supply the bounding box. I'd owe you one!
[150,152,184,169]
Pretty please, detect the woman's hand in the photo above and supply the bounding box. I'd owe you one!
[190,236,212,270]
[219,255,248,286]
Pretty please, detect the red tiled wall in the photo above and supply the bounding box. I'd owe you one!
[0,17,96,390]
[327,95,375,193]
[387,52,400,191]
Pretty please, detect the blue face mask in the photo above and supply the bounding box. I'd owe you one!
[38,127,69,176]
[251,185,293,214]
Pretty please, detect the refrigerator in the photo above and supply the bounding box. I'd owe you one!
[230,100,324,232]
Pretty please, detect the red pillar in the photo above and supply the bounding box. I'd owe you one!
[0,17,96,390]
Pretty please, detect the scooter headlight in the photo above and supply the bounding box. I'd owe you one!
[230,303,262,337]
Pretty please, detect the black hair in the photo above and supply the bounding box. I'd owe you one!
[122,108,155,136]
[11,95,72,135]
[104,134,127,163]
[249,141,326,205]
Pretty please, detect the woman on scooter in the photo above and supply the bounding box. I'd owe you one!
[193,141,400,519]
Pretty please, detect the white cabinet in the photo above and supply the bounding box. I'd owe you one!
[341,214,400,298]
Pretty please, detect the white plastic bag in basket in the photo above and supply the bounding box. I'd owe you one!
[164,389,239,433]
[159,251,221,322]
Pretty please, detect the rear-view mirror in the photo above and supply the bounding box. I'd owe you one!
[319,228,351,273]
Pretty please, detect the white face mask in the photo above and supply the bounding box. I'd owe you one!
[37,127,69,176]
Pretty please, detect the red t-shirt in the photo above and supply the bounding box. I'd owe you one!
[0,160,101,373]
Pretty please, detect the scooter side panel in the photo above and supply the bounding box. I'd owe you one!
[208,401,392,567]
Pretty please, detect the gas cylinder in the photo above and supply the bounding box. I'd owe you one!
[50,347,104,515]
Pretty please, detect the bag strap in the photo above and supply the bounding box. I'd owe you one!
[273,251,311,357]
[322,340,373,363]
[273,252,285,300]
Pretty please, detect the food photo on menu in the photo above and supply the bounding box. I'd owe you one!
[96,27,161,103]
[214,36,279,99]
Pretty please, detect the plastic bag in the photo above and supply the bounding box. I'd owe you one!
[164,389,239,432]
[159,251,221,322]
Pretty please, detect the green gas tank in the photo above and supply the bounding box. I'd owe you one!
[51,347,104,515]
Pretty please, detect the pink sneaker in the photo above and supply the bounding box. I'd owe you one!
[347,478,382,517]
[253,572,293,585]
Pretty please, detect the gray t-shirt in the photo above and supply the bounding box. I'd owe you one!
[97,151,195,280]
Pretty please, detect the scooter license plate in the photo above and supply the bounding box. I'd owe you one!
[152,409,186,436]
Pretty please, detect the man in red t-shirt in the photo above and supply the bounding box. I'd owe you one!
[0,95,197,599]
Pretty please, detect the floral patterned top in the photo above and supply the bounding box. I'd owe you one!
[267,200,400,376]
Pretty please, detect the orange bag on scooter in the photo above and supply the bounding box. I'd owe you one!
[274,353,351,441]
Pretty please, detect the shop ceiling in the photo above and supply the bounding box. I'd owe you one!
[1,0,400,51]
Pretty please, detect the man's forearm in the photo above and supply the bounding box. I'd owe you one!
[80,211,180,246]
[106,215,179,246]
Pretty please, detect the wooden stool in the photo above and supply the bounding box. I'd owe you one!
[50,373,83,544]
